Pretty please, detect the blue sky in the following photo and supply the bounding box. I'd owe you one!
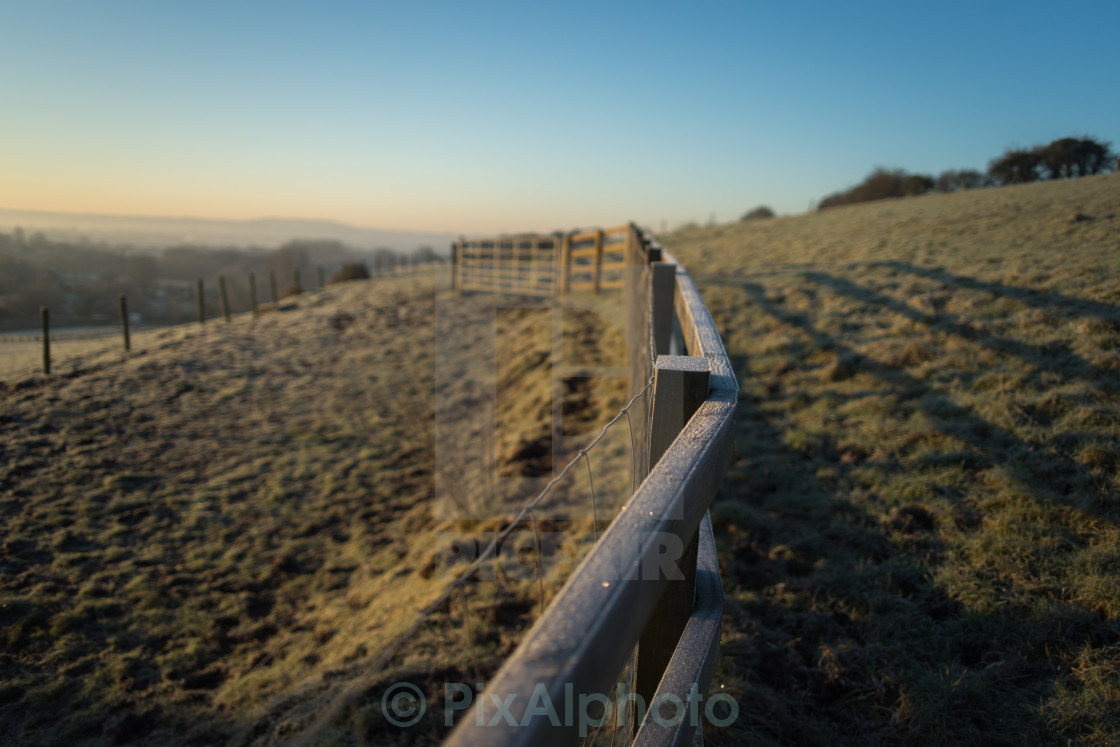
[2,0,1117,234]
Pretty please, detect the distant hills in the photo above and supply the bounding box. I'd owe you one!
[0,208,456,255]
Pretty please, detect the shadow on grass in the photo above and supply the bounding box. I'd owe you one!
[697,276,1120,744]
[801,270,1120,390]
[708,346,1074,745]
[869,261,1120,325]
[709,275,1116,517]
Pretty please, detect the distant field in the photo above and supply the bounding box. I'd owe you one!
[662,173,1120,744]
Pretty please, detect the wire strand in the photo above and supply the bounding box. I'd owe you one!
[363,375,656,678]
[583,450,599,537]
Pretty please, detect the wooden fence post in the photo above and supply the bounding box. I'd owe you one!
[269,270,278,305]
[592,229,604,294]
[452,239,462,294]
[293,269,301,295]
[529,239,539,293]
[219,275,231,322]
[40,307,50,375]
[558,233,572,297]
[317,265,325,290]
[249,272,258,317]
[651,263,676,356]
[196,279,205,324]
[496,240,504,291]
[642,227,662,263]
[635,354,710,709]
[119,295,130,352]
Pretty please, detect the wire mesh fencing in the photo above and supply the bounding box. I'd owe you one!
[0,261,442,385]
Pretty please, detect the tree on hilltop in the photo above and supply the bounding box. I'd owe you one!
[934,169,988,192]
[819,168,935,209]
[990,136,1112,185]
[1069,136,1113,176]
[902,174,934,196]
[1036,136,1112,179]
[988,148,1042,185]
[1038,137,1081,179]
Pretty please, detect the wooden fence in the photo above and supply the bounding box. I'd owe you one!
[445,224,737,745]
[452,225,631,297]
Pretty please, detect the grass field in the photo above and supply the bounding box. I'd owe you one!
[0,272,628,745]
[660,173,1120,744]
[5,174,1119,745]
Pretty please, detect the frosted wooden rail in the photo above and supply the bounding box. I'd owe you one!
[445,225,737,746]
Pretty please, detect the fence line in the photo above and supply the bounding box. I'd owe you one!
[441,223,737,746]
[452,225,631,297]
[0,259,442,381]
[0,257,444,337]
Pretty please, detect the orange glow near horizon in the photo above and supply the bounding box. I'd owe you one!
[0,181,480,235]
[0,172,635,236]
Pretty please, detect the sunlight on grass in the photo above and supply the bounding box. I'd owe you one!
[1,270,636,744]
[671,174,1120,745]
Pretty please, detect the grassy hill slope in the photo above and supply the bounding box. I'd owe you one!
[0,273,628,745]
[2,275,451,744]
[663,174,1120,744]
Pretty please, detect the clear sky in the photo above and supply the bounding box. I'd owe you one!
[2,0,1117,235]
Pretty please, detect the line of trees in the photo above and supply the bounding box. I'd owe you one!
[819,135,1115,210]
[989,137,1113,184]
